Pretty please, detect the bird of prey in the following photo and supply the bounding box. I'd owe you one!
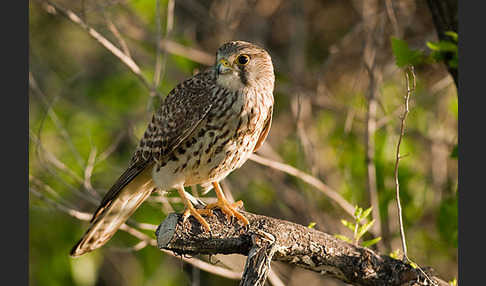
[70,41,275,257]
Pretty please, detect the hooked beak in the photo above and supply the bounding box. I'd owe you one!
[217,59,232,75]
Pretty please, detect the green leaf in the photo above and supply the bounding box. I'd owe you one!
[360,207,373,221]
[426,41,440,51]
[354,206,363,219]
[426,41,457,53]
[448,57,458,68]
[341,219,355,231]
[444,31,458,42]
[334,234,352,243]
[357,219,375,239]
[427,38,458,69]
[391,37,425,67]
[362,237,382,247]
[389,249,401,259]
[450,144,458,158]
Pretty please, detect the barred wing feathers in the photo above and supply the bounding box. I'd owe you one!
[70,69,217,257]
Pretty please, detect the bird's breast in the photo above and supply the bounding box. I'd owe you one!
[178,89,272,185]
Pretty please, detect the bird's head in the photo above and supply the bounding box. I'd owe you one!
[215,41,275,92]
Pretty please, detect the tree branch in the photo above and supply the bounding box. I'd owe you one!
[156,210,448,286]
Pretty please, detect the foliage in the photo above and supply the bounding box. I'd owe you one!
[335,206,381,247]
[391,31,458,69]
[29,0,458,285]
[390,38,426,68]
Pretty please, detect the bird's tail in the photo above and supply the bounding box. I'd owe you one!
[70,166,155,257]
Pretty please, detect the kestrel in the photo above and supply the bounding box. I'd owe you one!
[70,41,275,257]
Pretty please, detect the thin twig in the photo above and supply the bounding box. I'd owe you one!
[114,6,215,66]
[159,0,175,83]
[104,12,132,58]
[384,0,401,38]
[83,147,102,200]
[249,154,355,218]
[30,187,92,221]
[293,94,317,175]
[38,0,158,96]
[29,72,85,168]
[29,130,84,184]
[153,0,163,92]
[29,129,101,205]
[125,220,158,232]
[150,0,175,110]
[394,65,415,262]
[159,39,215,66]
[393,69,438,286]
[110,241,149,253]
[94,130,127,165]
[29,175,77,209]
[376,106,403,129]
[152,0,174,92]
[394,67,440,286]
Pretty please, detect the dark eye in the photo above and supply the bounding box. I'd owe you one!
[237,54,250,65]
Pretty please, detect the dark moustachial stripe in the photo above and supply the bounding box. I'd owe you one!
[239,66,248,86]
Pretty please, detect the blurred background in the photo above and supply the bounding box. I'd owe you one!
[29,0,458,285]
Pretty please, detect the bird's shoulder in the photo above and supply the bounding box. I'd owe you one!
[130,68,219,165]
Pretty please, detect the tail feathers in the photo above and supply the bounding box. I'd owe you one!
[70,167,155,257]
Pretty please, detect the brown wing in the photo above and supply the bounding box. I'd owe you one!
[131,69,218,165]
[70,69,218,257]
[94,70,218,217]
[253,106,273,152]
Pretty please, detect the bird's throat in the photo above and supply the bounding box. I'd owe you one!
[216,73,245,91]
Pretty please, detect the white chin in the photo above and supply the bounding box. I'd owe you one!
[216,73,245,91]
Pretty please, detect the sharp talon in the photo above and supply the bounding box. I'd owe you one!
[204,199,249,226]
[182,207,212,232]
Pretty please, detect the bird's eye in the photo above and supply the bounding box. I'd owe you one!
[236,54,250,65]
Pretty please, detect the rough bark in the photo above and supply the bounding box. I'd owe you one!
[156,210,448,286]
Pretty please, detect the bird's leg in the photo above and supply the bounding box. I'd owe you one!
[176,186,212,232]
[204,182,249,226]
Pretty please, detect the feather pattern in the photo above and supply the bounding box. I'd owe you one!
[70,41,275,257]
[70,69,220,257]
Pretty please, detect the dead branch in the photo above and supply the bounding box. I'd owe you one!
[156,210,448,286]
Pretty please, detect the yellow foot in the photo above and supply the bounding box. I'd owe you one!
[182,206,212,232]
[205,199,249,226]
